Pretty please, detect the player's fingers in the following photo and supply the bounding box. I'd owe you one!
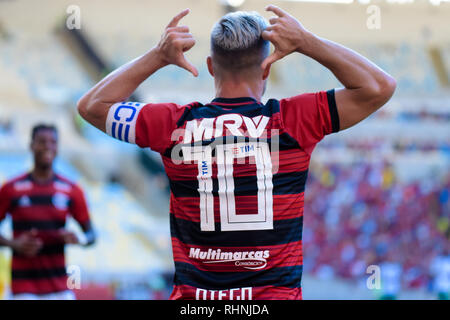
[264,25,276,32]
[166,25,190,34]
[57,229,68,236]
[265,5,287,18]
[25,245,41,256]
[269,17,279,25]
[167,32,194,40]
[66,234,78,244]
[29,237,43,246]
[261,51,282,70]
[177,56,198,77]
[21,229,37,241]
[24,241,42,252]
[177,37,196,51]
[167,8,190,28]
[261,30,277,42]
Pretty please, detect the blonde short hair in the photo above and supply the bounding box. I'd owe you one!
[210,11,269,71]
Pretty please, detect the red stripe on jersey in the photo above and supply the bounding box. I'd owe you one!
[170,193,200,221]
[171,193,304,222]
[11,276,68,295]
[170,284,302,300]
[273,149,310,174]
[171,237,302,272]
[11,206,67,222]
[163,157,198,181]
[234,194,304,220]
[12,254,65,270]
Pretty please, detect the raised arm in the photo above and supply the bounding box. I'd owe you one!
[261,5,396,131]
[77,9,198,131]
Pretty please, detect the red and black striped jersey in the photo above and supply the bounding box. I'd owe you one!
[105,90,339,300]
[0,173,91,295]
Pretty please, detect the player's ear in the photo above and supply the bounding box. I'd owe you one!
[262,63,271,80]
[207,56,214,77]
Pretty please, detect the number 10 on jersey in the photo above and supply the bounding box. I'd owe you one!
[183,142,274,232]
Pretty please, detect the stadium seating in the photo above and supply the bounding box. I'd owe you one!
[0,34,91,108]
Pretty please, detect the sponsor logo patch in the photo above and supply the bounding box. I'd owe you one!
[52,192,70,210]
[189,247,269,270]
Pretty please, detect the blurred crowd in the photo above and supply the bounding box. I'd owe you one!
[320,138,450,154]
[396,110,450,122]
[303,161,449,295]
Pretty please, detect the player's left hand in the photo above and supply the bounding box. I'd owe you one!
[261,5,311,70]
[155,8,198,77]
[58,229,79,245]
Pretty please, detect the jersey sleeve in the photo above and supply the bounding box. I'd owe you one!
[105,101,187,154]
[280,89,340,155]
[0,183,11,221]
[69,184,91,231]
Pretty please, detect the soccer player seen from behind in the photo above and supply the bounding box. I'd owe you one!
[78,6,396,300]
[0,124,96,300]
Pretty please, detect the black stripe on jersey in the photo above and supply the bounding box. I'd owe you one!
[211,97,259,105]
[13,244,65,257]
[170,215,303,247]
[39,244,65,255]
[326,89,340,133]
[179,100,280,122]
[10,194,72,211]
[13,220,66,231]
[176,103,198,127]
[27,173,58,184]
[169,170,308,198]
[173,262,302,290]
[11,267,67,280]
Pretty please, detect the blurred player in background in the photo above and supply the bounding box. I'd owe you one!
[78,5,395,300]
[0,124,96,300]
[379,255,402,300]
[430,246,450,300]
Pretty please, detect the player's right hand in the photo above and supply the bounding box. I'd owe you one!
[155,8,198,77]
[11,229,43,257]
[58,229,79,245]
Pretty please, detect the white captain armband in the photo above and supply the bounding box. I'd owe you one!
[106,102,145,144]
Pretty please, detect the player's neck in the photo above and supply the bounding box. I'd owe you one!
[31,166,54,184]
[215,79,264,102]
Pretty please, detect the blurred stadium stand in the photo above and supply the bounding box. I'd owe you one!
[0,0,448,299]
